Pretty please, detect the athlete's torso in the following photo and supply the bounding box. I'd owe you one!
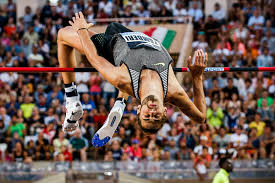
[111,32,173,99]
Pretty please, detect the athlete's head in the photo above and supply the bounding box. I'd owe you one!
[137,95,167,135]
[219,158,233,173]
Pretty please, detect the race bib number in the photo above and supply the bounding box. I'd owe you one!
[119,32,161,51]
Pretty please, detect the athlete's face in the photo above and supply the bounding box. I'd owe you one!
[137,95,167,134]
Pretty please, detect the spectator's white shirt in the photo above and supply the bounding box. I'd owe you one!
[188,8,203,22]
[157,123,171,140]
[0,73,18,85]
[148,1,161,12]
[164,1,176,12]
[234,28,248,40]
[102,81,116,93]
[192,41,208,51]
[28,53,43,62]
[194,145,213,155]
[269,84,275,95]
[77,83,89,93]
[212,9,226,20]
[213,48,230,56]
[170,111,189,122]
[248,15,265,28]
[230,133,248,147]
[99,1,113,16]
[75,72,90,83]
[136,10,150,25]
[0,114,11,131]
[173,8,187,23]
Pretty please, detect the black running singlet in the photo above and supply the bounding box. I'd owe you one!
[91,23,173,100]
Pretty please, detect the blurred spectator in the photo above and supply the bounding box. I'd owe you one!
[257,47,274,67]
[211,3,226,24]
[259,124,275,159]
[70,129,88,161]
[81,93,96,112]
[23,6,33,28]
[222,78,239,100]
[129,139,142,161]
[248,8,265,30]
[188,2,203,22]
[165,139,179,160]
[98,0,113,16]
[7,115,25,137]
[53,130,69,156]
[110,140,122,160]
[257,99,274,121]
[28,44,44,67]
[20,96,35,120]
[213,127,231,148]
[207,100,224,128]
[194,136,213,156]
[193,146,211,181]
[23,26,39,46]
[231,125,248,148]
[173,2,187,23]
[249,113,265,136]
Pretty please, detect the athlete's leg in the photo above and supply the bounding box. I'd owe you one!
[57,26,97,83]
[92,91,129,147]
[57,26,97,133]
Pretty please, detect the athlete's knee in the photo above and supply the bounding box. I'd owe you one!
[57,26,72,42]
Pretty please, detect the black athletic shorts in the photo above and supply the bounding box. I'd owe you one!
[90,23,133,65]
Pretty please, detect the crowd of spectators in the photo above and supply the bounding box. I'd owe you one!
[0,0,274,179]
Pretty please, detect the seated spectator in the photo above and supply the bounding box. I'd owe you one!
[59,145,72,163]
[53,130,69,156]
[222,78,239,100]
[249,113,265,137]
[42,122,56,143]
[233,22,249,41]
[129,139,142,161]
[5,92,19,116]
[23,6,33,28]
[257,99,274,121]
[194,136,213,156]
[224,106,239,130]
[70,129,88,161]
[11,141,25,162]
[173,2,187,23]
[47,85,64,104]
[213,127,231,148]
[110,140,122,161]
[259,124,275,159]
[7,115,25,138]
[193,146,211,181]
[248,8,265,30]
[148,0,161,17]
[188,2,203,22]
[20,95,35,120]
[230,125,248,148]
[243,128,259,160]
[35,132,50,160]
[81,93,96,112]
[0,119,6,142]
[4,17,16,37]
[211,3,226,24]
[164,0,176,14]
[136,5,150,25]
[192,32,208,52]
[23,25,39,45]
[98,0,113,16]
[207,100,224,128]
[180,122,196,150]
[20,38,32,57]
[257,47,274,68]
[177,138,194,160]
[260,30,275,55]
[165,139,179,160]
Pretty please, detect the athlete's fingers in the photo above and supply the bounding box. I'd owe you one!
[75,13,79,19]
[205,52,208,66]
[200,49,204,66]
[195,50,199,65]
[87,23,94,29]
[72,17,76,22]
[187,56,192,68]
[79,11,84,19]
[69,21,74,26]
[197,50,201,65]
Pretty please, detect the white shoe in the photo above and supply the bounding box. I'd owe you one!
[92,100,126,147]
[62,96,83,134]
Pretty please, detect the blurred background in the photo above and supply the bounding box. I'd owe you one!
[0,0,274,182]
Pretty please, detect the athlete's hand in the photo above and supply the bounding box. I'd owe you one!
[69,12,93,33]
[187,49,207,78]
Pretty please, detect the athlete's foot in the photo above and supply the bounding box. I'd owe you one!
[92,99,126,147]
[62,96,83,134]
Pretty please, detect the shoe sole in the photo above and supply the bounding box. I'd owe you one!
[92,108,122,147]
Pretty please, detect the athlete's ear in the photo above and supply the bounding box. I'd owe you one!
[164,107,167,117]
[137,105,141,114]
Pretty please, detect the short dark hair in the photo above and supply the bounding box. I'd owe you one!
[219,157,228,168]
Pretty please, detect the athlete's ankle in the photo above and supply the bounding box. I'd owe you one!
[64,82,78,98]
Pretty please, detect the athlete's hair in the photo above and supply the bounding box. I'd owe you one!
[136,114,167,135]
[219,157,228,168]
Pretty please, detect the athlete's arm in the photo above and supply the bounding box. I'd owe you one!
[69,12,127,89]
[168,50,207,123]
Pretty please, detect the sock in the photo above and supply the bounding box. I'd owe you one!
[116,97,127,106]
[64,82,78,97]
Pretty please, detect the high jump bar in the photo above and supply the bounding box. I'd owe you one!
[0,67,274,72]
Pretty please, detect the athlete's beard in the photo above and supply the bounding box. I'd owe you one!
[141,95,157,106]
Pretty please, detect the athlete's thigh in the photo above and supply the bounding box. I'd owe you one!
[58,26,97,54]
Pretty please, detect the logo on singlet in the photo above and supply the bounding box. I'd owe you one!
[119,32,161,51]
[153,62,165,67]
